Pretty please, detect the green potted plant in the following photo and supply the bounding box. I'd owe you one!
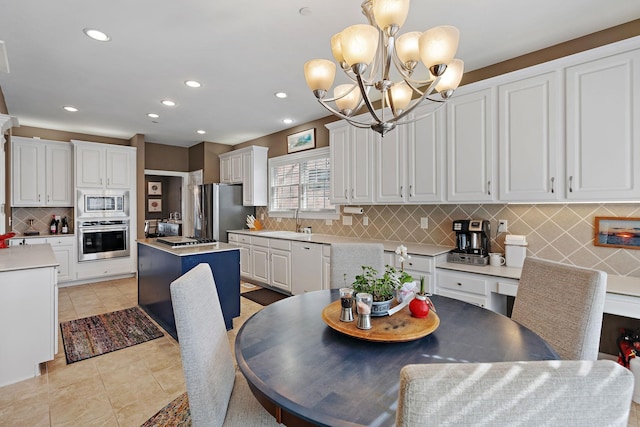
[352,265,412,316]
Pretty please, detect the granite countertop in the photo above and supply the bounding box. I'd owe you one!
[227,229,452,257]
[137,238,239,257]
[0,244,58,273]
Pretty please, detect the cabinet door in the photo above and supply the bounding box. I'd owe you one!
[76,145,104,188]
[565,50,640,200]
[499,72,560,201]
[11,139,45,206]
[220,156,232,184]
[242,151,253,206]
[46,143,73,206]
[329,123,350,204]
[238,244,252,278]
[350,127,374,203]
[375,126,406,203]
[106,148,131,189]
[231,153,243,183]
[322,256,331,290]
[52,245,72,282]
[252,246,269,283]
[291,242,323,295]
[446,87,496,202]
[270,249,291,291]
[407,104,444,203]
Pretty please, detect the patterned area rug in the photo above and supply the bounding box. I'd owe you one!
[141,392,191,427]
[60,307,164,364]
[242,288,289,306]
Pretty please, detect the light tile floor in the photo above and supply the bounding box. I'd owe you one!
[0,278,638,426]
[0,278,264,426]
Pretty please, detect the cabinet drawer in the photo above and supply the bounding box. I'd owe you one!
[270,239,291,251]
[436,271,487,296]
[48,236,74,247]
[237,234,251,244]
[398,254,433,273]
[437,288,487,308]
[228,233,238,243]
[251,236,270,247]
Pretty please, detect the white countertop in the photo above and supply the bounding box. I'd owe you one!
[137,238,239,256]
[227,229,452,257]
[0,244,59,272]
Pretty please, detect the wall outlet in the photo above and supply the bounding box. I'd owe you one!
[363,216,369,226]
[498,219,508,233]
[342,215,352,226]
[276,217,282,223]
[420,217,428,229]
[325,219,332,225]
[260,213,265,220]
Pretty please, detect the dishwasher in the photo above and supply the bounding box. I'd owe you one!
[291,241,323,295]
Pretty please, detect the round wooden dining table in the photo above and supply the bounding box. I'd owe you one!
[235,290,559,427]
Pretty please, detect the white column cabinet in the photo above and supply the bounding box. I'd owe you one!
[498,72,561,201]
[565,49,640,200]
[327,120,374,205]
[219,146,268,206]
[446,87,497,202]
[375,126,406,203]
[11,137,72,207]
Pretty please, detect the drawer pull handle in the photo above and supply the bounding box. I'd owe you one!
[457,282,462,286]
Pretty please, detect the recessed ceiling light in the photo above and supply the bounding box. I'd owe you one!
[196,130,206,135]
[161,100,176,107]
[83,28,111,42]
[283,118,293,124]
[147,113,159,118]
[275,92,287,99]
[185,80,201,88]
[63,106,78,112]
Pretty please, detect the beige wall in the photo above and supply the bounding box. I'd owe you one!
[0,86,8,114]
[145,142,189,172]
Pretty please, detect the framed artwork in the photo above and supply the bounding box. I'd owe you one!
[594,216,640,250]
[148,181,162,195]
[287,128,315,154]
[148,199,162,212]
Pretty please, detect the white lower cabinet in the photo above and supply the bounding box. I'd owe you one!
[270,239,291,292]
[291,241,323,295]
[435,269,508,314]
[229,233,252,278]
[395,254,434,294]
[251,237,270,284]
[75,257,135,281]
[322,245,331,290]
[9,236,75,283]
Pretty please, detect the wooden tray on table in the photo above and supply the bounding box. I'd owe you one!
[321,299,439,342]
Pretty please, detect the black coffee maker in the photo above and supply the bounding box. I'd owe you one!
[448,219,491,265]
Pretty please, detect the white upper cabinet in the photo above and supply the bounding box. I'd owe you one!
[219,146,268,206]
[328,120,374,205]
[565,48,640,200]
[498,72,561,201]
[11,137,72,207]
[375,125,406,203]
[446,87,497,202]
[74,141,134,190]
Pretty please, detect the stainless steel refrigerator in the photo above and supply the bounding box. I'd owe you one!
[193,184,255,243]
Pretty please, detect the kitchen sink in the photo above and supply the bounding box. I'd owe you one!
[259,231,313,239]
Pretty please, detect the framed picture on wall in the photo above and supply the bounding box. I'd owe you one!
[594,216,640,249]
[148,182,162,195]
[287,128,315,153]
[148,199,162,212]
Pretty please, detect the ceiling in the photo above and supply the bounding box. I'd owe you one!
[0,1,639,148]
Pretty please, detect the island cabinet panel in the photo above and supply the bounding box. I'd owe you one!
[138,243,240,340]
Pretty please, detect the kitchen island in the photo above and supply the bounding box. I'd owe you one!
[0,244,58,387]
[137,239,241,340]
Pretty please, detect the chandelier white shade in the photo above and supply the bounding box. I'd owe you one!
[303,0,464,136]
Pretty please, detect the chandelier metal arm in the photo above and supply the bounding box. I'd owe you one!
[356,72,383,124]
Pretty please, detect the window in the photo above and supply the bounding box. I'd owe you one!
[269,147,339,219]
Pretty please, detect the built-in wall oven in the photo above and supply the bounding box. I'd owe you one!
[78,220,130,262]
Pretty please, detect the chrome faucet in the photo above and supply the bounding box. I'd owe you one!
[294,208,301,232]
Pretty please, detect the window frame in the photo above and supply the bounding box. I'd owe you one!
[268,147,340,220]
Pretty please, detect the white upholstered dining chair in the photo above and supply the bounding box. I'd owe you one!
[511,257,607,360]
[329,243,385,289]
[396,360,634,427]
[170,263,280,426]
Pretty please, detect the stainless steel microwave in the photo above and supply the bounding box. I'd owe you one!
[77,190,129,217]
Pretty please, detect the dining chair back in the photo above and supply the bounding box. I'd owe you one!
[170,263,279,426]
[511,257,606,360]
[330,243,385,289]
[396,360,634,427]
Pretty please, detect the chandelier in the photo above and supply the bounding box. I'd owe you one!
[303,0,463,136]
